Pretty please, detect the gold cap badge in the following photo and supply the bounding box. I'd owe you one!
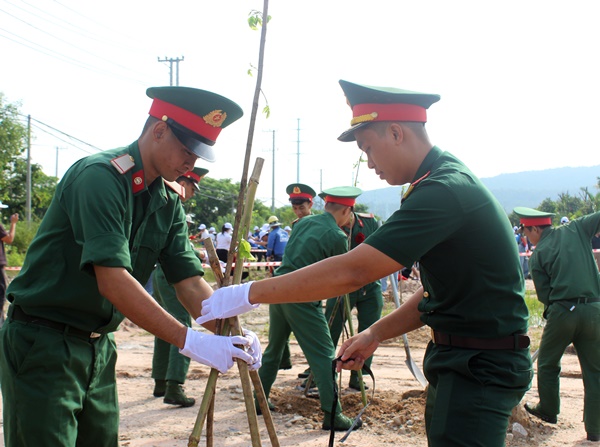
[203,110,227,128]
[293,186,301,194]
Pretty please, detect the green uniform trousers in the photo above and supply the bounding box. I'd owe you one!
[325,289,383,383]
[423,342,532,447]
[151,265,191,384]
[0,312,119,447]
[537,301,600,433]
[259,301,341,415]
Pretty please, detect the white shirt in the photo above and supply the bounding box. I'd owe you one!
[215,231,232,250]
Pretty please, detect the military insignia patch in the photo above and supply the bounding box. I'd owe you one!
[203,110,227,127]
[110,154,135,174]
[293,186,301,194]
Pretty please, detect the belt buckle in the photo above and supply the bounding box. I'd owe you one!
[89,332,102,339]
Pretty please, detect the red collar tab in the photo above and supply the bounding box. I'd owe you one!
[324,196,356,207]
[149,98,223,143]
[520,216,553,226]
[131,169,145,194]
[351,103,427,126]
[164,179,185,199]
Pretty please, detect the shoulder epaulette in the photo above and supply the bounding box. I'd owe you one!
[356,212,375,218]
[110,154,135,174]
[164,179,185,199]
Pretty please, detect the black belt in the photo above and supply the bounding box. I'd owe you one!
[433,331,530,350]
[9,305,103,340]
[552,297,600,305]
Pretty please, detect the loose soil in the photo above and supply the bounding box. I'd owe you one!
[0,279,595,446]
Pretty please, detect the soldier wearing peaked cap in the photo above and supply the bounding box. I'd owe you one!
[287,183,317,225]
[150,166,210,407]
[195,80,533,445]
[277,183,317,373]
[515,207,600,442]
[0,86,262,446]
[255,186,364,431]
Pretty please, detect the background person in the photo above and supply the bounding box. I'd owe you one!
[151,167,208,407]
[515,207,600,442]
[256,187,363,431]
[0,202,18,325]
[215,222,233,263]
[197,80,532,447]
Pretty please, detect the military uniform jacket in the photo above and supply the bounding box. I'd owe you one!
[530,211,600,308]
[7,142,202,333]
[275,212,347,276]
[365,146,528,338]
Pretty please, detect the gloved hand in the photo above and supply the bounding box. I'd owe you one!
[179,328,255,374]
[196,282,258,325]
[242,328,262,371]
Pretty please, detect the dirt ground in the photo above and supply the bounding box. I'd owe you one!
[0,279,596,446]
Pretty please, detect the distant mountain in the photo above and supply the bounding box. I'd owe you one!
[356,165,600,220]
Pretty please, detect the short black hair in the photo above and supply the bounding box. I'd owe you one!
[290,198,310,206]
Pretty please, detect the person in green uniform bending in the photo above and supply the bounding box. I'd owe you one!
[257,186,363,431]
[197,80,533,447]
[324,207,382,391]
[0,87,262,447]
[151,166,208,407]
[279,182,317,373]
[515,207,600,442]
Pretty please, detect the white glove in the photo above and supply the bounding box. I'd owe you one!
[242,328,262,371]
[179,328,254,374]
[196,282,258,325]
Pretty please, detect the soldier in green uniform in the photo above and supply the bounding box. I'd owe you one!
[0,87,262,447]
[197,80,533,446]
[151,167,208,407]
[324,207,382,390]
[257,186,363,431]
[279,182,316,373]
[515,207,600,442]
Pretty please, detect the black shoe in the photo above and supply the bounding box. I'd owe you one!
[297,368,311,379]
[279,359,292,370]
[153,379,166,397]
[322,412,363,431]
[255,398,275,415]
[163,381,195,407]
[588,433,600,442]
[348,381,369,391]
[524,403,557,424]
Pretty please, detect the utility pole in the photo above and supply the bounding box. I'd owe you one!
[157,56,185,86]
[296,118,301,182]
[55,146,66,178]
[26,115,31,223]
[271,130,276,213]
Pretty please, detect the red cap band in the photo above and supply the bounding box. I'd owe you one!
[184,171,201,183]
[149,98,222,142]
[352,103,427,123]
[289,192,313,200]
[324,195,356,206]
[520,216,553,226]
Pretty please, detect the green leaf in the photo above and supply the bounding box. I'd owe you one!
[239,239,256,261]
[263,105,270,119]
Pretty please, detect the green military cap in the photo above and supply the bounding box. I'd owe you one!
[147,86,243,162]
[513,207,555,226]
[337,80,441,142]
[179,167,209,191]
[286,183,316,202]
[318,186,362,206]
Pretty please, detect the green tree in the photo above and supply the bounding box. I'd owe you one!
[0,93,28,203]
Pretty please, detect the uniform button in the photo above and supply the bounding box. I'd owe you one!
[423,291,429,298]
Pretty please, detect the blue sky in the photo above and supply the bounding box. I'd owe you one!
[1,0,598,207]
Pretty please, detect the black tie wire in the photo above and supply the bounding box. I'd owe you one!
[328,356,375,447]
